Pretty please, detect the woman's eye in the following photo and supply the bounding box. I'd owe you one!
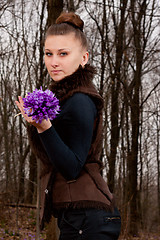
[45,52,52,56]
[60,52,67,56]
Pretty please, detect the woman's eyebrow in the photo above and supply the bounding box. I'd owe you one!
[58,48,71,51]
[44,48,71,51]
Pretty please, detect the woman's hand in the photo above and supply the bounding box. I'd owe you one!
[15,96,52,133]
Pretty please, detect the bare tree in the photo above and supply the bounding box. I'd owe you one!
[82,0,160,236]
[0,0,160,238]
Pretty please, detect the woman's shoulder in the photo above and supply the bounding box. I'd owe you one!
[62,92,97,117]
[67,92,96,108]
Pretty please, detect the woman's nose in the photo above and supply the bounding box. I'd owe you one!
[51,56,59,67]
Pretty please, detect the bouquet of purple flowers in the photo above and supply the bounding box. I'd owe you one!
[23,87,60,123]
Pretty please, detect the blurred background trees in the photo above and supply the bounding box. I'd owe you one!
[0,0,159,238]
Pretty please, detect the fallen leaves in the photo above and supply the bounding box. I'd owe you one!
[0,206,45,240]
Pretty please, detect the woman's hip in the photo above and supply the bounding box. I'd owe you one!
[58,207,121,240]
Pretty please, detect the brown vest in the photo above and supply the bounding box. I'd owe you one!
[27,65,115,229]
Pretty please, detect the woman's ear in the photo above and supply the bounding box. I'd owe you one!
[81,51,89,67]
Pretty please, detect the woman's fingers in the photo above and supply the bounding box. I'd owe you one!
[15,97,23,113]
[15,96,32,122]
[15,96,52,132]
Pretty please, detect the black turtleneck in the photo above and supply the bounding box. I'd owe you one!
[39,92,97,180]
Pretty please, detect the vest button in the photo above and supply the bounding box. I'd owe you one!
[45,189,48,194]
[79,230,83,234]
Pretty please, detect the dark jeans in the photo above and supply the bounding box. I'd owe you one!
[57,208,121,240]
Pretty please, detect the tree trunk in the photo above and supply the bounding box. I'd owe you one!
[156,112,160,219]
[128,0,145,234]
[107,0,127,192]
[45,1,63,239]
[47,0,63,26]
[25,151,37,204]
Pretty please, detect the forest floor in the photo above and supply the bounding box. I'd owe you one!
[0,206,46,239]
[0,206,160,240]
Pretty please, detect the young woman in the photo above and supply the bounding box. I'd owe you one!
[16,12,121,240]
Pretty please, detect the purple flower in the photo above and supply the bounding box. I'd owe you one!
[23,87,60,123]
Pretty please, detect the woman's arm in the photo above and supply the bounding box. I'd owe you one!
[39,93,97,180]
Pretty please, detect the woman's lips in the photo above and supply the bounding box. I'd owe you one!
[51,70,61,74]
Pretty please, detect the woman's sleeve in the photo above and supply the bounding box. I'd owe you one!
[38,93,97,180]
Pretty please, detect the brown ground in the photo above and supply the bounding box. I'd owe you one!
[0,206,46,239]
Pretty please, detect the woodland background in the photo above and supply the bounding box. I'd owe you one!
[0,0,160,239]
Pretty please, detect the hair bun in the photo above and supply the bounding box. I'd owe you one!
[56,12,84,32]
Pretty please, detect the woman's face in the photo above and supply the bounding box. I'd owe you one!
[44,33,89,81]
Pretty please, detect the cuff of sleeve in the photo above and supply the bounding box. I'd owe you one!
[38,125,55,138]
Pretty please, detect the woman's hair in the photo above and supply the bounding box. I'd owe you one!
[45,12,88,49]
